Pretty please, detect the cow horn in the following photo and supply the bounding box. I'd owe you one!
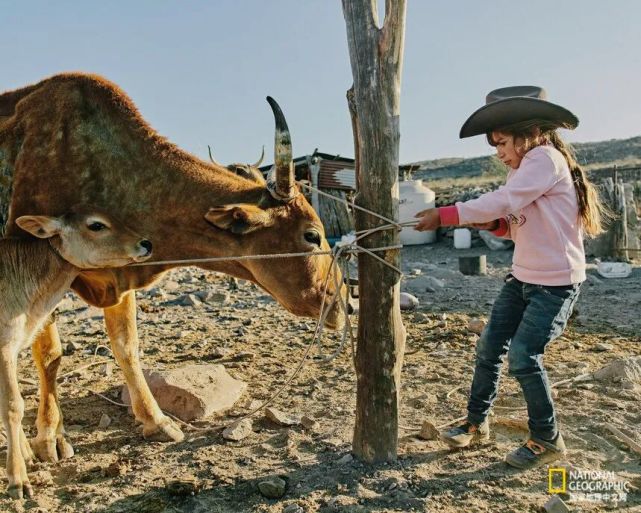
[251,145,265,168]
[207,145,223,167]
[266,96,296,201]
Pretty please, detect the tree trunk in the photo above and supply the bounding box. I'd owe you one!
[342,0,407,463]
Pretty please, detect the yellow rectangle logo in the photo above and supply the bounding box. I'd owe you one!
[548,468,567,494]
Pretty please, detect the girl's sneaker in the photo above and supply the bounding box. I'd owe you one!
[505,433,566,469]
[440,420,490,448]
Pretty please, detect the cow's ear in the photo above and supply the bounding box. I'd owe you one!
[16,215,64,238]
[204,205,275,234]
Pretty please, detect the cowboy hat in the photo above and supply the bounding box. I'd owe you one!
[459,86,579,138]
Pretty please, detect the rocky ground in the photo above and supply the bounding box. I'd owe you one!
[1,236,640,513]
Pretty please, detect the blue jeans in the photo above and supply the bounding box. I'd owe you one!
[467,274,580,440]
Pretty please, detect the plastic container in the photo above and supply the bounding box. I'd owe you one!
[453,228,472,249]
[399,179,436,245]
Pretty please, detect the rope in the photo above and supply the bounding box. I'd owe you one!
[297,181,403,230]
[64,181,416,435]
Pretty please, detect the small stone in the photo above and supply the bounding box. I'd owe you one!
[543,495,570,513]
[180,294,202,307]
[301,415,319,431]
[166,476,201,496]
[418,420,439,440]
[222,418,253,441]
[234,351,256,361]
[146,287,166,299]
[198,291,230,304]
[211,347,231,359]
[265,407,301,427]
[64,341,81,355]
[400,293,419,311]
[337,453,353,464]
[258,476,287,499]
[98,414,112,429]
[163,280,181,291]
[594,342,614,352]
[468,318,486,334]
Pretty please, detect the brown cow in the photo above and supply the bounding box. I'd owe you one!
[0,73,346,461]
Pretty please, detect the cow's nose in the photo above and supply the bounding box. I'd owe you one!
[139,239,153,256]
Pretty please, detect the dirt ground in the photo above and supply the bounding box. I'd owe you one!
[1,236,640,513]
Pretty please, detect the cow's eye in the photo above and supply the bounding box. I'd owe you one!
[88,222,107,232]
[304,230,321,246]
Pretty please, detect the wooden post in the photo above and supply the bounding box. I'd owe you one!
[342,0,407,462]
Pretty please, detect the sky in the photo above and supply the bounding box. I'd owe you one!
[1,1,640,165]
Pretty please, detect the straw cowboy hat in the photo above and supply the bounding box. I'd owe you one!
[459,86,579,138]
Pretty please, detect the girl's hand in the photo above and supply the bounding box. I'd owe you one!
[414,208,441,232]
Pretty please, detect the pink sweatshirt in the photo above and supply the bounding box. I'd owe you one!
[439,145,586,286]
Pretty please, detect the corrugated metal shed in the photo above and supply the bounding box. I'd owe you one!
[318,160,356,190]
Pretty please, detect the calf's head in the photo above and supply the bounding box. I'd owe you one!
[16,210,152,268]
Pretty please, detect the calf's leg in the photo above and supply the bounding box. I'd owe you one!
[0,347,32,499]
[103,290,183,442]
[30,321,74,462]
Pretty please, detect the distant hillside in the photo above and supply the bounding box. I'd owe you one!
[407,136,641,181]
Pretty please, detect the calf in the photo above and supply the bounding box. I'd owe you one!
[0,211,152,499]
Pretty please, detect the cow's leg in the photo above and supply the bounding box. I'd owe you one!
[30,321,74,462]
[0,347,33,499]
[104,290,183,442]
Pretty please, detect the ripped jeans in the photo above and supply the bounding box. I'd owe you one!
[467,274,580,441]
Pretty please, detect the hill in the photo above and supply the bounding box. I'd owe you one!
[407,136,641,181]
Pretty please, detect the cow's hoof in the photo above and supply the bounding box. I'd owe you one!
[7,479,33,500]
[30,435,74,463]
[143,418,184,442]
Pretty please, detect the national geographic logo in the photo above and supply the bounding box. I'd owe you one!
[548,468,567,494]
[548,467,631,503]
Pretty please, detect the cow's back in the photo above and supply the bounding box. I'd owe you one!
[0,82,43,236]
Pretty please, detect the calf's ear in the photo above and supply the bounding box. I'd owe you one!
[204,204,275,234]
[16,215,64,238]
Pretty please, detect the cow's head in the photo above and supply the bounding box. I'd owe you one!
[204,97,347,329]
[208,145,267,185]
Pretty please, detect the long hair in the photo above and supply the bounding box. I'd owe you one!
[487,120,608,237]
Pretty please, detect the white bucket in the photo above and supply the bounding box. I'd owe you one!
[399,179,436,245]
[453,228,472,249]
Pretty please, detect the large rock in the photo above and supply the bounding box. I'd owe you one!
[222,418,253,441]
[543,495,570,513]
[405,275,445,293]
[594,356,641,384]
[400,293,419,311]
[121,364,247,421]
[257,476,287,499]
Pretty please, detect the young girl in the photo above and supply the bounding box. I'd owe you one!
[414,86,607,469]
